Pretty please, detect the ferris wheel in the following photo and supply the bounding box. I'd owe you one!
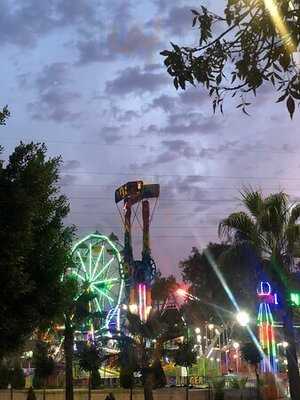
[70,233,125,333]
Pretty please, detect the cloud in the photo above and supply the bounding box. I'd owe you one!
[100,126,123,144]
[35,62,71,91]
[61,160,81,171]
[105,66,168,95]
[28,89,82,123]
[77,25,160,64]
[149,5,194,36]
[0,0,101,48]
[150,95,176,113]
[149,89,207,113]
[25,62,83,123]
[141,112,222,136]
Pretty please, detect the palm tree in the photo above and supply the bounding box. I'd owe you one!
[219,189,300,400]
[173,342,196,400]
[120,310,183,400]
[76,341,104,400]
[241,342,262,400]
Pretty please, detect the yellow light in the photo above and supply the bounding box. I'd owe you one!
[264,0,295,52]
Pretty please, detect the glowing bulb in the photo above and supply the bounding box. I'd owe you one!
[233,342,240,350]
[195,327,201,334]
[176,288,186,297]
[236,311,250,327]
[282,341,288,348]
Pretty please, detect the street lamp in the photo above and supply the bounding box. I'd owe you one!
[236,311,250,327]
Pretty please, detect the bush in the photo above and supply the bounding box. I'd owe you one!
[27,387,37,400]
[10,366,25,389]
[0,364,10,389]
[91,370,102,389]
[211,378,225,400]
[32,374,43,389]
[120,368,134,389]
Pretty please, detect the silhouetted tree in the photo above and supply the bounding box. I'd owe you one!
[161,1,300,117]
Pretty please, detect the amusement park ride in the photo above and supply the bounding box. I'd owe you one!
[69,180,160,338]
[68,180,300,376]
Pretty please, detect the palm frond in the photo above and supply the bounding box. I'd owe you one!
[218,212,256,241]
[259,192,289,235]
[288,204,300,226]
[240,188,264,219]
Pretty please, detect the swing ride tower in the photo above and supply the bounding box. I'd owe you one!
[115,181,160,321]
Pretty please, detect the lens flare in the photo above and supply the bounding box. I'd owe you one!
[264,0,295,53]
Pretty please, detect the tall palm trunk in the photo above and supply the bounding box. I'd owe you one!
[282,301,300,400]
[64,317,74,400]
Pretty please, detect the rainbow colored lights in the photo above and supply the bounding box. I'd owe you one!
[257,281,277,373]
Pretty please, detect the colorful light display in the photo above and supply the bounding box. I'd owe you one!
[70,233,125,333]
[257,281,277,373]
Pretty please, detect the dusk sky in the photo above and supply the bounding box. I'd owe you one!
[2,0,300,278]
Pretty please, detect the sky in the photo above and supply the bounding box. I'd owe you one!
[1,0,300,279]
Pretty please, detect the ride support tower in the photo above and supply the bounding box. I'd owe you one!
[115,181,159,321]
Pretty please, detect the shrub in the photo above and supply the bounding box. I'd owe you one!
[10,366,25,389]
[0,364,10,389]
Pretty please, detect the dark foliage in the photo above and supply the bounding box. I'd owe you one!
[174,342,197,368]
[32,341,55,388]
[0,363,10,389]
[27,387,37,400]
[241,342,262,366]
[0,106,10,126]
[161,1,300,117]
[179,243,257,324]
[10,366,25,389]
[0,142,74,356]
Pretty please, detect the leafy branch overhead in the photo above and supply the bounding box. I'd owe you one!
[160,1,300,118]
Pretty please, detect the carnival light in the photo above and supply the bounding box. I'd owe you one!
[236,311,250,327]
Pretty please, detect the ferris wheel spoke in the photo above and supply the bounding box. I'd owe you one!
[91,245,104,280]
[73,270,86,282]
[92,257,115,281]
[77,251,88,277]
[89,243,92,278]
[92,285,114,303]
[95,297,102,312]
[93,278,118,286]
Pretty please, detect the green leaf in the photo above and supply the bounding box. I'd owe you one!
[287,95,295,119]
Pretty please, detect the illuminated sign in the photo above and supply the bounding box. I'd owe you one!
[115,181,143,203]
[291,292,300,307]
[257,281,278,305]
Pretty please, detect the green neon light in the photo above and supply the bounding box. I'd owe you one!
[92,285,113,303]
[95,297,102,312]
[291,292,300,306]
[77,251,88,277]
[93,257,114,281]
[91,245,104,280]
[70,232,125,333]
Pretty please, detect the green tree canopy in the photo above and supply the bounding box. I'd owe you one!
[219,189,300,399]
[179,243,258,324]
[0,142,74,357]
[151,271,178,310]
[32,341,55,388]
[161,1,300,117]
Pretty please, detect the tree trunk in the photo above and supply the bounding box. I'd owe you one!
[64,318,74,400]
[143,371,153,400]
[254,365,260,400]
[88,374,91,400]
[282,302,300,400]
[185,367,189,400]
[130,386,133,400]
